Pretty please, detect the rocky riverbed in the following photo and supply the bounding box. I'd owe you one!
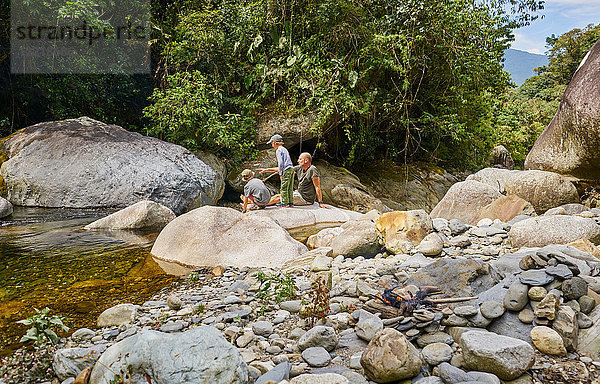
[45,202,600,384]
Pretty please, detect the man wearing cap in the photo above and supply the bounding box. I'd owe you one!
[240,169,271,213]
[259,134,295,207]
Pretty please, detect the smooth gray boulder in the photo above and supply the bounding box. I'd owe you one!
[89,326,248,384]
[509,216,600,247]
[467,168,579,213]
[0,117,223,214]
[151,206,308,268]
[84,200,176,230]
[525,39,600,181]
[298,326,338,352]
[430,180,501,225]
[330,219,381,258]
[0,196,13,218]
[97,304,137,327]
[460,331,535,380]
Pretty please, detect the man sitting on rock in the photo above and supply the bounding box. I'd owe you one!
[240,169,271,213]
[267,152,328,208]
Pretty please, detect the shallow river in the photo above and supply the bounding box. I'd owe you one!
[0,208,179,355]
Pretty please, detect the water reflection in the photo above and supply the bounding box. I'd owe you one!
[0,207,179,355]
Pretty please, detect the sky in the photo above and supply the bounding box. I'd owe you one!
[511,0,600,54]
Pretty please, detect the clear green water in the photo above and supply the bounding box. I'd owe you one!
[0,208,179,355]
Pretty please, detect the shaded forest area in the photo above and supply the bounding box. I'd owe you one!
[0,0,598,170]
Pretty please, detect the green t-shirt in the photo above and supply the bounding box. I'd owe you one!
[294,164,320,203]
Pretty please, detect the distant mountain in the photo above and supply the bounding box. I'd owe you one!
[503,48,548,86]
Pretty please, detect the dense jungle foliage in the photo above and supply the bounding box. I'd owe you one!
[0,0,597,169]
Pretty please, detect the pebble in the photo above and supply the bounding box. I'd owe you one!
[519,270,554,286]
[480,301,505,319]
[422,342,453,366]
[454,306,478,317]
[252,321,274,337]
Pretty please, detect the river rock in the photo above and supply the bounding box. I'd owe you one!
[375,209,433,254]
[534,293,560,320]
[97,304,137,327]
[553,305,579,351]
[302,347,331,367]
[474,194,535,224]
[509,215,600,248]
[546,264,573,279]
[568,238,600,259]
[0,196,13,218]
[562,277,589,301]
[255,362,291,384]
[430,180,502,225]
[355,310,383,342]
[530,326,567,356]
[151,206,307,268]
[360,328,422,383]
[84,201,176,230]
[298,326,338,352]
[407,258,494,298]
[0,117,223,214]
[256,113,316,149]
[416,232,444,256]
[480,301,505,319]
[307,227,344,249]
[460,331,535,380]
[421,342,453,366]
[524,39,600,181]
[290,373,349,384]
[330,219,381,258]
[519,270,554,286]
[88,326,248,384]
[53,344,107,381]
[504,281,529,311]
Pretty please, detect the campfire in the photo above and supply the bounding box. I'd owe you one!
[365,285,477,318]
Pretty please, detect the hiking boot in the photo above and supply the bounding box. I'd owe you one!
[285,203,294,208]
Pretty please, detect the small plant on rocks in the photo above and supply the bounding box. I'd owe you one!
[17,307,69,345]
[299,276,330,328]
[254,270,296,303]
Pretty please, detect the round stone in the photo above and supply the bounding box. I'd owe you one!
[422,342,454,366]
[301,347,331,367]
[454,306,478,317]
[530,326,567,356]
[504,281,529,311]
[480,301,505,319]
[252,321,274,337]
[528,287,547,301]
[518,309,534,324]
[578,295,596,315]
[166,295,182,310]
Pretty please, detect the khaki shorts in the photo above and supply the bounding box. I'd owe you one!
[293,191,313,206]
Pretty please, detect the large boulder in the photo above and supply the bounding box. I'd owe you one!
[246,204,362,233]
[84,200,176,230]
[89,326,248,384]
[509,216,600,247]
[53,344,107,381]
[256,113,316,149]
[473,194,535,223]
[430,180,501,225]
[355,162,458,212]
[467,168,579,213]
[405,258,495,298]
[330,219,381,258]
[375,210,433,254]
[314,159,390,213]
[151,206,308,268]
[360,328,422,383]
[459,331,535,380]
[524,39,600,181]
[0,117,223,214]
[97,304,137,327]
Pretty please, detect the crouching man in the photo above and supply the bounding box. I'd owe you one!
[240,169,271,213]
